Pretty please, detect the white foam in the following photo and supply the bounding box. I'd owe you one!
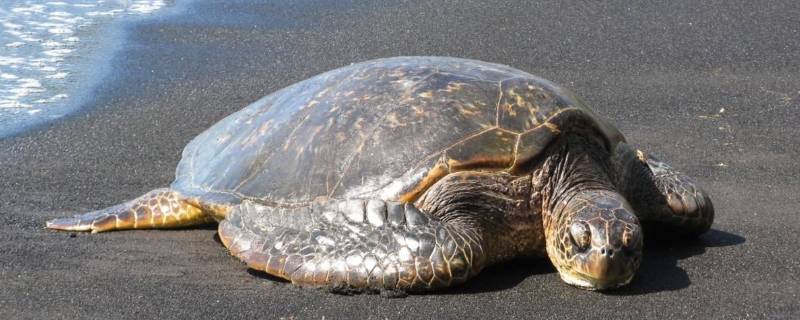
[33,93,69,103]
[48,27,74,34]
[0,100,33,109]
[49,11,73,17]
[43,49,72,56]
[10,87,45,98]
[129,1,166,14]
[41,40,63,47]
[18,78,42,88]
[45,72,69,79]
[87,9,125,17]
[0,56,25,66]
[11,5,47,14]
[0,0,170,123]
[2,21,24,30]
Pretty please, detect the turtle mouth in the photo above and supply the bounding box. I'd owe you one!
[558,245,641,291]
[559,270,635,291]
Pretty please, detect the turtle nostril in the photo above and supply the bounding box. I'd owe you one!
[600,247,614,257]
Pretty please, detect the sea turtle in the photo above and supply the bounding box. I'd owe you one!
[47,57,713,292]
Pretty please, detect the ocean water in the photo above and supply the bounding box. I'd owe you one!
[0,0,172,137]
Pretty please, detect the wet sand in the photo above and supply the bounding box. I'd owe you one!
[1,0,798,318]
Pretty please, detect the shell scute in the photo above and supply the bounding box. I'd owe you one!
[497,77,572,133]
[445,128,518,171]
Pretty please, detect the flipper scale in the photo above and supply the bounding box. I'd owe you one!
[218,199,485,292]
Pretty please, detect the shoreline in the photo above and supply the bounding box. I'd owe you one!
[0,0,189,139]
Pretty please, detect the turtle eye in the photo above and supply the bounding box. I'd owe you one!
[569,221,591,251]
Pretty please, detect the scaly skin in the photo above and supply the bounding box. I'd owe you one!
[46,189,214,233]
[218,200,485,292]
[612,142,715,236]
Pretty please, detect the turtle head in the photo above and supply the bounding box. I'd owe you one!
[548,189,643,290]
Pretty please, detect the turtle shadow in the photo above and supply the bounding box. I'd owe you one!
[427,258,555,295]
[605,228,745,296]
[245,268,292,283]
[195,223,220,231]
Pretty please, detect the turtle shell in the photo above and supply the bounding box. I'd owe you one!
[172,57,624,205]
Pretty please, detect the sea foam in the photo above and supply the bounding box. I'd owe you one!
[0,0,171,136]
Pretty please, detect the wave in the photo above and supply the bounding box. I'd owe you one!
[0,0,171,137]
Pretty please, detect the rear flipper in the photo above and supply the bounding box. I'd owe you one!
[614,143,714,236]
[46,188,214,233]
[218,200,486,293]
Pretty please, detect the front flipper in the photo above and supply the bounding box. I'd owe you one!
[614,144,714,236]
[46,188,214,233]
[218,200,486,293]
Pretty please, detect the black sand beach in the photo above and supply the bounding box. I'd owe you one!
[1,0,798,318]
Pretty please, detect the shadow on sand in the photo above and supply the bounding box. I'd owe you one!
[607,228,745,295]
[430,258,556,295]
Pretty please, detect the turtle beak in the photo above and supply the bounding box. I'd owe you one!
[558,244,637,290]
[577,247,635,289]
